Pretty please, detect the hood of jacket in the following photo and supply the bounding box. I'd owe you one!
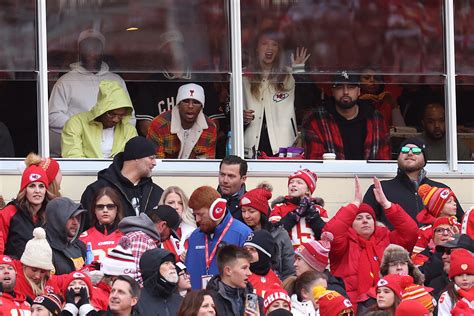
[44,197,86,249]
[98,153,153,190]
[86,80,133,122]
[118,213,160,241]
[70,61,111,76]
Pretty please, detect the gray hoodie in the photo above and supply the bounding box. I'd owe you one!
[118,213,161,241]
[43,197,86,275]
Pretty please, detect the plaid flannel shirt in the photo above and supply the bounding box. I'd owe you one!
[125,230,159,285]
[302,104,390,160]
[147,110,217,159]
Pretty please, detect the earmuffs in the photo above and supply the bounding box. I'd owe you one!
[209,198,227,222]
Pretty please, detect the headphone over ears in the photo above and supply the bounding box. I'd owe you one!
[209,198,227,222]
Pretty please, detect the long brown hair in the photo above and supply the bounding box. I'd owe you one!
[90,187,124,227]
[17,187,55,223]
[177,290,217,316]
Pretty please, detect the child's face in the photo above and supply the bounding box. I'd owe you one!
[441,196,457,217]
[454,273,474,290]
[68,279,88,295]
[288,178,310,198]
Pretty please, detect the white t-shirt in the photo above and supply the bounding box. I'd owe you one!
[101,127,115,158]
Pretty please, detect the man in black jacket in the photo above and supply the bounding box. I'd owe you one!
[217,155,247,221]
[363,137,464,228]
[81,136,164,222]
[207,245,263,316]
[43,197,87,275]
[135,248,182,316]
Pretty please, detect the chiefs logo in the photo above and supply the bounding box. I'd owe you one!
[440,189,450,199]
[73,272,85,278]
[29,173,42,181]
[273,92,289,102]
[377,279,388,287]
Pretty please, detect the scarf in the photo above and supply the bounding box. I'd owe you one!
[356,234,381,301]
[458,287,474,302]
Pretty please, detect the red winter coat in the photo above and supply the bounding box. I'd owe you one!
[270,198,328,248]
[79,226,123,262]
[248,269,282,298]
[92,282,111,311]
[323,203,417,306]
[13,260,62,300]
[0,291,31,316]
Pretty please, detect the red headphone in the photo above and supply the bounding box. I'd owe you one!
[209,198,227,222]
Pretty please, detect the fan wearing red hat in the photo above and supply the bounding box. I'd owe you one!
[0,165,55,259]
[368,274,405,314]
[323,177,418,311]
[263,287,291,315]
[240,183,295,279]
[269,168,328,249]
[0,255,32,315]
[412,184,460,263]
[438,249,474,315]
[25,152,62,197]
[62,271,98,315]
[313,286,354,316]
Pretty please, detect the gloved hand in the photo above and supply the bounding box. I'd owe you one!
[306,201,320,221]
[76,287,90,307]
[293,197,312,218]
[65,288,76,305]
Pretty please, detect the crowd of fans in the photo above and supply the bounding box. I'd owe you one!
[0,134,472,315]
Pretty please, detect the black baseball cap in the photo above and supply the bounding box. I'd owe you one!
[436,234,474,253]
[332,71,360,87]
[148,205,181,238]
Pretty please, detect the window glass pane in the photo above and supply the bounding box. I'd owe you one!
[0,1,37,157]
[454,0,474,161]
[241,0,445,161]
[47,0,230,159]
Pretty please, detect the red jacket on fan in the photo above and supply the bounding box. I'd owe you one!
[248,269,282,298]
[323,203,417,307]
[79,225,123,262]
[0,291,31,315]
[13,260,62,300]
[92,282,110,311]
[270,197,328,248]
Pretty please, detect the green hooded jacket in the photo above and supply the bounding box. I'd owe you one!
[61,80,137,158]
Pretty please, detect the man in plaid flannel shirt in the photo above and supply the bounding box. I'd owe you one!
[302,71,390,160]
[147,83,217,159]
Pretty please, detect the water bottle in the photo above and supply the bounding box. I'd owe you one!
[86,242,93,264]
[226,131,232,157]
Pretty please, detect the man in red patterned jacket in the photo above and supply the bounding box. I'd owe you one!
[147,83,217,159]
[302,71,390,160]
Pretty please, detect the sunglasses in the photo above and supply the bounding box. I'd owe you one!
[95,204,117,210]
[400,146,422,155]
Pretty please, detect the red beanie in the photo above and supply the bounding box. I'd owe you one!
[356,203,376,220]
[240,187,272,216]
[40,157,60,185]
[263,287,291,314]
[313,286,353,316]
[418,184,455,218]
[449,248,474,279]
[432,216,458,236]
[288,169,317,194]
[62,271,94,299]
[0,255,16,271]
[396,300,430,316]
[401,284,435,312]
[295,232,333,272]
[20,165,49,192]
[375,274,405,298]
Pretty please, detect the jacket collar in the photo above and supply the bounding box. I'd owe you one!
[170,106,208,134]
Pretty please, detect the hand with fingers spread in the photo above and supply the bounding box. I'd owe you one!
[373,177,391,209]
[351,176,362,208]
[291,47,311,66]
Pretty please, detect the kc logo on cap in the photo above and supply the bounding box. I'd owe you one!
[29,173,42,181]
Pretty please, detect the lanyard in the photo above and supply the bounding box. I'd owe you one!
[205,217,234,270]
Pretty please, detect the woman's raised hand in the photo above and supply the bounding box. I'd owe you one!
[373,177,391,209]
[351,176,362,208]
[291,47,310,65]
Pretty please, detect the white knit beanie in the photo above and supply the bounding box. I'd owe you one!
[20,227,54,270]
[100,237,136,277]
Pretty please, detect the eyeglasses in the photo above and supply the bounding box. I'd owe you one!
[434,227,453,235]
[400,146,422,155]
[178,271,190,278]
[105,111,126,120]
[95,204,117,210]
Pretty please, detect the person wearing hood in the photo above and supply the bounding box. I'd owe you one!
[0,255,32,315]
[43,197,87,275]
[135,248,182,316]
[147,83,217,159]
[118,205,181,285]
[243,230,282,297]
[49,29,132,157]
[206,245,263,316]
[61,80,137,158]
[363,137,464,228]
[80,136,164,220]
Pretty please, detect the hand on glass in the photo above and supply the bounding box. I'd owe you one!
[291,47,311,65]
[373,177,391,209]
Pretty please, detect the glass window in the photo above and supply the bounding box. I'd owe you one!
[241,0,446,161]
[0,1,37,157]
[46,0,230,159]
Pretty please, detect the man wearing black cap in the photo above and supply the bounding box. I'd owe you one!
[302,71,390,160]
[135,248,182,316]
[118,205,181,285]
[81,136,164,221]
[363,137,464,228]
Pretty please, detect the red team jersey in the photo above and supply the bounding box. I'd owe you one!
[79,227,123,262]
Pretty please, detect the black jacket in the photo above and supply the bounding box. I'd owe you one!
[363,169,464,228]
[325,270,348,299]
[218,184,246,221]
[206,275,263,316]
[43,198,86,275]
[81,153,164,221]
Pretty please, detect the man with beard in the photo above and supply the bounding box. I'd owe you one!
[0,255,31,314]
[135,248,182,315]
[363,138,464,227]
[147,83,217,159]
[302,71,390,160]
[49,29,132,157]
[420,102,471,160]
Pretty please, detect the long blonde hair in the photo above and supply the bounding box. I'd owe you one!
[23,265,49,296]
[159,186,196,227]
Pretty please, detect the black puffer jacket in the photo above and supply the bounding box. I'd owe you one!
[43,197,86,275]
[81,153,163,221]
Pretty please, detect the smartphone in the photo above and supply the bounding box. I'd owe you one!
[245,293,258,315]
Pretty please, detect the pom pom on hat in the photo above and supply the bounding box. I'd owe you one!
[21,227,54,271]
[449,248,474,279]
[295,232,333,272]
[418,184,455,219]
[263,287,291,314]
[20,165,49,192]
[288,169,317,194]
